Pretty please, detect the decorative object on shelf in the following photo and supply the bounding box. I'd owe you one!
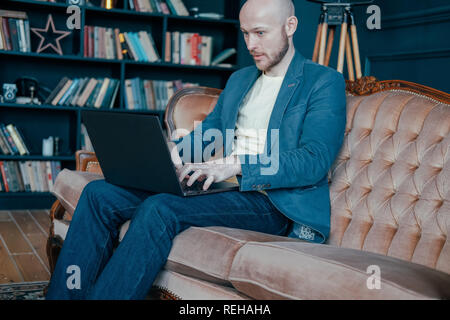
[67,0,85,5]
[211,48,236,66]
[54,136,60,156]
[196,13,224,20]
[42,136,54,156]
[31,14,71,55]
[2,83,17,102]
[103,0,115,9]
[14,76,42,105]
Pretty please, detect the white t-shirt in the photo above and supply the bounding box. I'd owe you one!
[231,72,285,156]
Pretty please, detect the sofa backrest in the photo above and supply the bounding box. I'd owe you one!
[329,77,450,274]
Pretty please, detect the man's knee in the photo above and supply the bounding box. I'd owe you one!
[81,179,114,201]
[134,193,180,232]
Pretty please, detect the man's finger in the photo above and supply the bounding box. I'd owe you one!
[203,175,215,191]
[170,146,183,169]
[179,164,196,182]
[187,170,203,186]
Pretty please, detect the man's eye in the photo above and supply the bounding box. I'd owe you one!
[258,31,264,36]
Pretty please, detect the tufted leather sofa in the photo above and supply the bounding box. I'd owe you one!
[47,77,450,299]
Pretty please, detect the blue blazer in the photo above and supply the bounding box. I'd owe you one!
[175,50,347,243]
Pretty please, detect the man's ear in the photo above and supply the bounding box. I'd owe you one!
[285,16,298,37]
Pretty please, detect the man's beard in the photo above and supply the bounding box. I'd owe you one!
[259,31,290,72]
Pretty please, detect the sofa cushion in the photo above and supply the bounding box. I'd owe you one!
[152,270,250,300]
[228,241,450,300]
[52,169,104,216]
[162,226,301,286]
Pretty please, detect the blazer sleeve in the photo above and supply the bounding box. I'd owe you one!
[238,72,347,191]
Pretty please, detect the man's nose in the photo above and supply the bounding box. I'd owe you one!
[246,34,259,52]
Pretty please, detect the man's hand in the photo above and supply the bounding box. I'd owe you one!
[178,155,242,191]
[167,140,191,180]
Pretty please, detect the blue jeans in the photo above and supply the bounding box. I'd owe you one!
[46,179,290,300]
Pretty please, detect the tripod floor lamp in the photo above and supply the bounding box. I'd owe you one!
[310,0,373,81]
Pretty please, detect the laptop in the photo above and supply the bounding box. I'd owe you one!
[81,110,240,197]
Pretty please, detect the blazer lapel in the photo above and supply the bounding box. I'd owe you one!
[265,51,305,154]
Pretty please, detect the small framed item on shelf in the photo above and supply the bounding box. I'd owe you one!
[31,14,71,55]
[2,83,17,103]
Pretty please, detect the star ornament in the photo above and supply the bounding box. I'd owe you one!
[31,14,71,55]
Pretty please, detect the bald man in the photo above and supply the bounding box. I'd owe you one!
[46,0,346,300]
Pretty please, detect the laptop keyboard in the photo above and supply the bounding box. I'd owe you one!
[181,179,205,192]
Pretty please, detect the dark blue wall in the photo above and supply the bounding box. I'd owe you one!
[237,0,450,93]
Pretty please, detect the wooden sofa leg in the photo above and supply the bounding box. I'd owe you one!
[47,200,66,274]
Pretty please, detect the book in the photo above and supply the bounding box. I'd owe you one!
[130,32,147,61]
[0,161,9,192]
[124,79,134,110]
[58,78,79,106]
[1,17,12,51]
[40,162,49,192]
[108,81,120,109]
[0,127,12,155]
[69,77,88,106]
[6,124,29,156]
[11,162,25,192]
[5,162,18,192]
[76,78,97,107]
[0,10,28,20]
[52,79,73,106]
[172,31,180,64]
[123,32,139,61]
[86,79,103,108]
[94,78,110,108]
[19,161,31,192]
[0,17,5,50]
[32,161,42,192]
[211,48,236,66]
[143,80,156,110]
[0,124,19,155]
[173,0,189,16]
[159,1,171,14]
[164,31,171,62]
[139,31,160,62]
[114,28,123,60]
[100,79,118,109]
[8,18,19,51]
[45,77,70,105]
[25,161,35,192]
[45,161,53,192]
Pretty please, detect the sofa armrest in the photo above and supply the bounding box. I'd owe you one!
[229,241,450,300]
[75,150,102,174]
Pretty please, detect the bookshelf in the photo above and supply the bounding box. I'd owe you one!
[0,0,242,209]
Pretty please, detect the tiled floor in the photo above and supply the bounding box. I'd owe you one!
[0,210,51,284]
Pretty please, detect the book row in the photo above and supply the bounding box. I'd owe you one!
[124,78,197,111]
[0,10,31,52]
[0,123,30,156]
[164,32,236,67]
[129,0,189,16]
[0,160,61,193]
[45,77,120,109]
[84,26,160,62]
